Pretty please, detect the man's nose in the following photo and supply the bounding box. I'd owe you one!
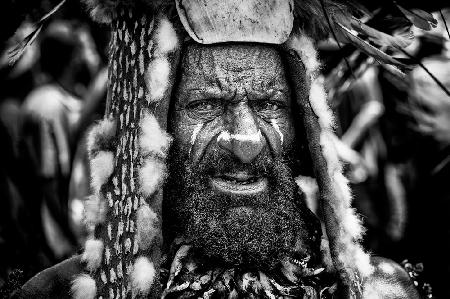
[217,102,265,163]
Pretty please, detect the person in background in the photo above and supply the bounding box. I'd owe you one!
[19,20,106,271]
[402,55,450,299]
[0,23,39,288]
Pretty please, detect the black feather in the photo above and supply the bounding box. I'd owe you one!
[335,22,405,67]
[394,3,437,31]
[350,17,414,49]
[292,0,366,39]
[8,0,66,65]
[439,10,450,39]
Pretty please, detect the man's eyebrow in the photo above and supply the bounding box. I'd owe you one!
[247,87,289,98]
[182,87,223,94]
[177,87,234,101]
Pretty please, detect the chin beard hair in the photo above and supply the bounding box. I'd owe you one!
[164,146,321,270]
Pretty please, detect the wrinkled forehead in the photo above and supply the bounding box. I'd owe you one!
[178,43,291,90]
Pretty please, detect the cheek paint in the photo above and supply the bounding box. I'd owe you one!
[270,119,284,146]
[189,123,203,157]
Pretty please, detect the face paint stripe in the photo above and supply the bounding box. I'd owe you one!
[217,131,263,142]
[189,123,204,156]
[270,119,284,145]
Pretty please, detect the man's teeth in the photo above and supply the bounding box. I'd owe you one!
[221,176,260,184]
[289,257,309,267]
[288,257,325,277]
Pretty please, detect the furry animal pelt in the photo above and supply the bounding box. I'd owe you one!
[81,0,171,23]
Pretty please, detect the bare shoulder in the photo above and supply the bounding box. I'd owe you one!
[362,256,420,299]
[11,255,83,299]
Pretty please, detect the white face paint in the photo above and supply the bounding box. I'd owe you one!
[217,130,263,143]
[189,123,203,156]
[270,119,284,145]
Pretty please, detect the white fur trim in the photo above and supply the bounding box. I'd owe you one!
[155,17,179,55]
[90,151,115,194]
[320,131,373,277]
[84,195,106,229]
[309,77,334,129]
[140,111,172,157]
[71,274,97,299]
[131,256,155,297]
[286,34,321,75]
[145,57,170,103]
[353,245,374,277]
[81,0,116,24]
[288,32,372,280]
[139,159,166,197]
[136,204,159,250]
[82,239,104,272]
[89,6,114,23]
[86,117,116,155]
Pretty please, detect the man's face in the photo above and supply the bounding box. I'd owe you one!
[165,43,320,269]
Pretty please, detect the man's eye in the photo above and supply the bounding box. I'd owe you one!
[262,102,280,111]
[254,101,283,112]
[186,100,223,118]
[188,100,220,111]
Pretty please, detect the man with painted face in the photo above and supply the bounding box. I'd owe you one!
[164,43,321,271]
[11,1,430,298]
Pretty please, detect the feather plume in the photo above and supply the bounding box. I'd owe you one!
[8,0,67,64]
[335,23,405,67]
[395,4,437,31]
[439,10,450,39]
[292,0,365,39]
[350,18,414,49]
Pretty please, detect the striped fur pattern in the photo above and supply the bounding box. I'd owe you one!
[73,117,117,297]
[73,8,180,298]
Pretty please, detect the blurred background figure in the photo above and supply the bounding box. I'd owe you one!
[401,57,450,299]
[20,19,99,263]
[0,22,39,290]
[325,8,450,297]
[0,16,108,291]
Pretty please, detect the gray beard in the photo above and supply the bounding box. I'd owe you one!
[164,146,321,270]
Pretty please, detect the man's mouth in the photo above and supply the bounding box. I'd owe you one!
[210,171,268,195]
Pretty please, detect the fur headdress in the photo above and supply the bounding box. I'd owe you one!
[24,0,432,298]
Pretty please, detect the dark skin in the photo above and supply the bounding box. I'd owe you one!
[171,43,295,166]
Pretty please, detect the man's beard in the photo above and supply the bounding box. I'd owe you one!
[164,145,321,270]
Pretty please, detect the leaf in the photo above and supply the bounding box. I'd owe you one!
[335,22,405,67]
[395,4,437,31]
[350,18,414,49]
